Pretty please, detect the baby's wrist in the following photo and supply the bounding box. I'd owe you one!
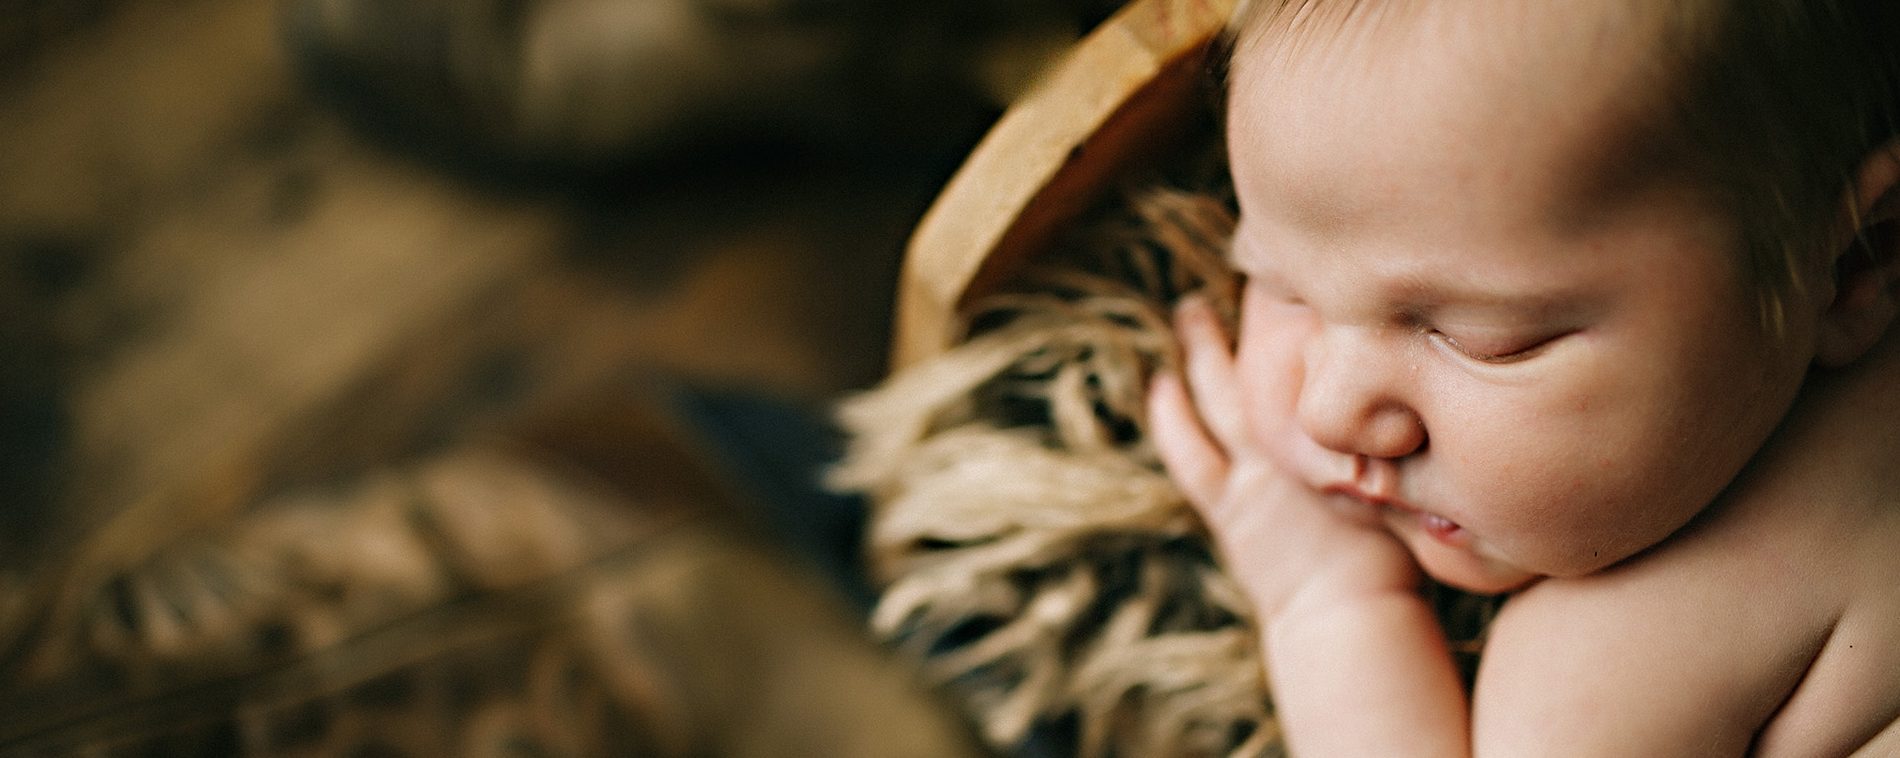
[1262,582,1432,641]
[1254,560,1425,628]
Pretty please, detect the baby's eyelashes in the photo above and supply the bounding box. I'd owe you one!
[1427,328,1572,364]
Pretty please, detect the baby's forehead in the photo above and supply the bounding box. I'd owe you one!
[1235,0,1667,68]
[1228,0,1687,231]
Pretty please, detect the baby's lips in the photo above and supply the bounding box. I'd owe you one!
[1420,512,1468,544]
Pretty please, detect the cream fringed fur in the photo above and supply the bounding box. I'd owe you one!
[830,186,1289,758]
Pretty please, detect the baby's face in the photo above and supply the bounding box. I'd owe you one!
[1224,2,1817,592]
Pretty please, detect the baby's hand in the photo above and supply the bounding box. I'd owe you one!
[1147,296,1421,621]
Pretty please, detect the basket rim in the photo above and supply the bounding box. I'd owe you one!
[891,0,1237,370]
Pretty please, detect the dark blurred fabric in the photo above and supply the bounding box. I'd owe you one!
[0,0,1136,754]
[283,0,1127,174]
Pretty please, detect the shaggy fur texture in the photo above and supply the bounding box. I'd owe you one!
[831,173,1285,756]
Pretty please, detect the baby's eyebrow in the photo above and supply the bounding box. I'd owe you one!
[1395,274,1596,320]
[1230,217,1597,319]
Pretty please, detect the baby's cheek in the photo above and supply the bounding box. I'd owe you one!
[1232,335,1283,386]
[1473,437,1655,567]
[1234,302,1314,385]
[1233,332,1303,425]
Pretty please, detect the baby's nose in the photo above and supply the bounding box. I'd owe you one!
[1295,337,1426,460]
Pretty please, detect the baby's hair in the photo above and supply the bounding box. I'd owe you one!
[1222,0,1900,334]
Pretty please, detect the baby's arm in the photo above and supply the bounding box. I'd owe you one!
[1147,297,1469,756]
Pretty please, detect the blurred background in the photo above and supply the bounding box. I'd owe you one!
[0,0,1126,754]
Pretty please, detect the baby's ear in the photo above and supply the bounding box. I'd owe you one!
[1816,140,1900,367]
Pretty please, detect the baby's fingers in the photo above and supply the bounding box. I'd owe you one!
[1148,371,1229,506]
[1174,296,1250,453]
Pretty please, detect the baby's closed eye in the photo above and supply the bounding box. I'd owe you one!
[1426,327,1573,364]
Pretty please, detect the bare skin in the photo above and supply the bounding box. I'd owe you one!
[1147,1,1900,754]
[1153,301,1900,756]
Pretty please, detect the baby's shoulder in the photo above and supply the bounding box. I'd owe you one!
[1743,489,1900,755]
[1475,479,1900,754]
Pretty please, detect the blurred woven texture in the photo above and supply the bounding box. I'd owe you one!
[1,449,985,757]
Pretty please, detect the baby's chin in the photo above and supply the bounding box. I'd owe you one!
[1381,509,1539,594]
[1408,536,1540,595]
[1425,565,1539,595]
